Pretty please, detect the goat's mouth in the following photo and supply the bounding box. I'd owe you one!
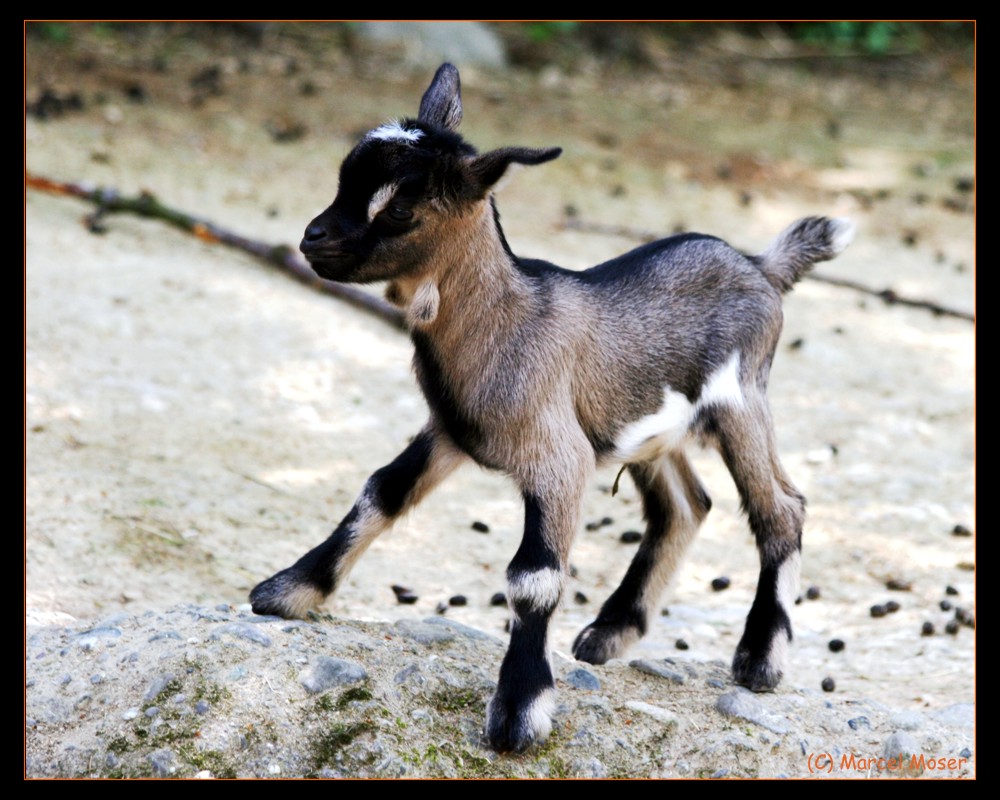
[301,249,362,282]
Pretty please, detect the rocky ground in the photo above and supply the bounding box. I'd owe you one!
[26,24,975,778]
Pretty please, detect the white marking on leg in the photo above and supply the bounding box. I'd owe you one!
[523,688,556,743]
[764,630,789,684]
[366,120,424,144]
[700,352,744,407]
[776,550,801,617]
[507,568,563,615]
[367,183,399,222]
[278,583,325,618]
[636,456,703,620]
[332,492,391,581]
[764,550,800,680]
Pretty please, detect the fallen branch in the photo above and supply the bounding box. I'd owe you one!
[561,217,974,322]
[26,174,406,331]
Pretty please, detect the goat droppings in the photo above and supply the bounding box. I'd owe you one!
[391,585,419,605]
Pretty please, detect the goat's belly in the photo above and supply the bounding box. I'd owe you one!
[612,352,744,463]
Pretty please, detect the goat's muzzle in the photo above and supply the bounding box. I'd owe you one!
[300,230,363,281]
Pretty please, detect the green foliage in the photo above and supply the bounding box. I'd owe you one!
[337,685,373,708]
[311,722,376,768]
[794,21,901,53]
[28,22,73,42]
[430,686,484,714]
[526,22,580,43]
[784,21,972,55]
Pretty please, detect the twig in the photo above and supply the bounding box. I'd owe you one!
[227,468,293,496]
[561,217,974,322]
[26,173,407,332]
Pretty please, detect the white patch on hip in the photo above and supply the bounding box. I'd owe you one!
[700,351,744,407]
[367,183,399,223]
[508,568,563,614]
[614,388,693,461]
[367,121,424,144]
[614,352,743,461]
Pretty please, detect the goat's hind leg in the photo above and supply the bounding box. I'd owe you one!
[573,452,711,664]
[250,425,464,619]
[712,400,804,691]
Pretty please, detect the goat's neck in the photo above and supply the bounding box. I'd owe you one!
[392,199,534,344]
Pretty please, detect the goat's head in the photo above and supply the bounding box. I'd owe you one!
[300,64,561,284]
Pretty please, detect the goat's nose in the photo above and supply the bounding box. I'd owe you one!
[303,222,328,243]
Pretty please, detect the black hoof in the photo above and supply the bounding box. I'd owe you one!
[486,691,554,753]
[732,646,783,692]
[249,568,323,619]
[572,621,637,665]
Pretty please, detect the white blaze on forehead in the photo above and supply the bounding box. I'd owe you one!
[367,121,424,143]
[367,183,399,222]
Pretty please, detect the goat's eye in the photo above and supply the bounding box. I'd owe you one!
[385,204,413,222]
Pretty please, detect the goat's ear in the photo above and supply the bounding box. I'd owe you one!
[468,146,562,193]
[418,63,463,131]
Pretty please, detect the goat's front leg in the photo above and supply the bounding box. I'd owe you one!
[487,457,590,753]
[250,424,465,619]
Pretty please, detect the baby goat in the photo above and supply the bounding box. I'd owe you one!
[251,63,854,753]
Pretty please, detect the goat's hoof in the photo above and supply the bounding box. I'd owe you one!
[485,689,555,753]
[250,568,324,620]
[732,645,783,692]
[572,621,638,665]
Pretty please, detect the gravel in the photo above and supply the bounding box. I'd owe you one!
[25,604,975,777]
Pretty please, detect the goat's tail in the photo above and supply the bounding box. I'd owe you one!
[755,216,854,293]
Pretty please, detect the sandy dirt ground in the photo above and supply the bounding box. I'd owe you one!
[26,26,974,716]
